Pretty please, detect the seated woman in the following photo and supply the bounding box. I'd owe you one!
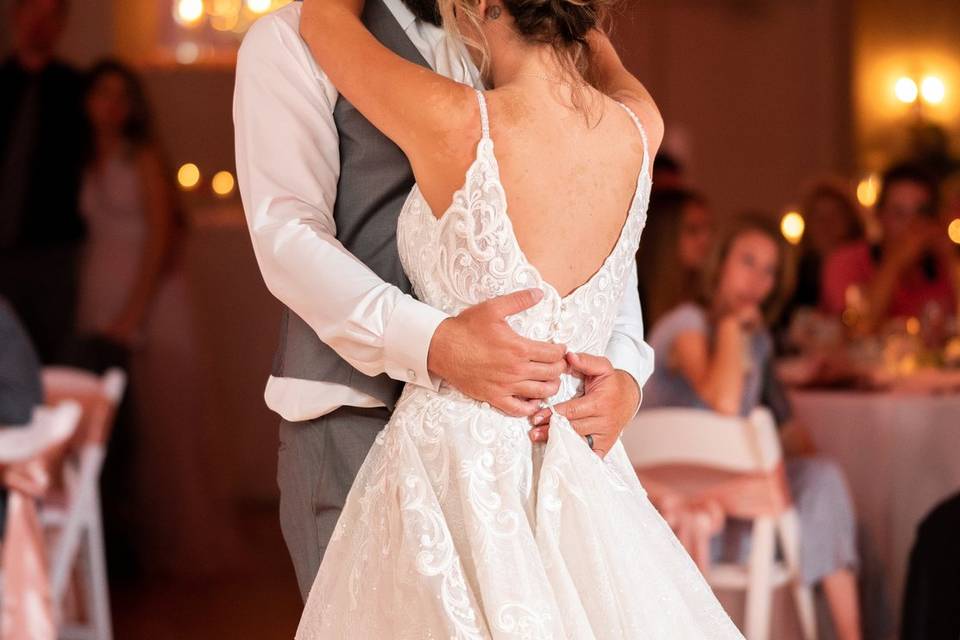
[821,163,959,332]
[643,214,863,640]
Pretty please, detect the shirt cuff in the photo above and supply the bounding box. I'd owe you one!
[605,335,655,418]
[383,294,449,392]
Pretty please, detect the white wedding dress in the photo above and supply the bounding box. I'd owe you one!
[296,92,743,639]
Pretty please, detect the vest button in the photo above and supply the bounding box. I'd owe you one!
[407,369,417,381]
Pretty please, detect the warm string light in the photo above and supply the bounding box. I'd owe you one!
[780,211,805,245]
[177,163,237,197]
[177,163,201,190]
[212,171,236,196]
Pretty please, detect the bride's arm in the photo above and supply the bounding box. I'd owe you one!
[299,0,475,156]
[586,31,664,155]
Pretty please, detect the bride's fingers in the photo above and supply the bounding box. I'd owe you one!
[566,416,606,438]
[553,395,599,422]
[531,407,552,426]
[493,395,540,418]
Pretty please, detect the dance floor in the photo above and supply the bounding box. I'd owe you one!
[112,506,301,639]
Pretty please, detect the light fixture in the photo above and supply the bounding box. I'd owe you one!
[920,75,946,105]
[212,170,236,196]
[780,211,805,245]
[895,76,919,104]
[178,163,201,190]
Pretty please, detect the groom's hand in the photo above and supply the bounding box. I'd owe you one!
[427,289,567,418]
[529,352,640,458]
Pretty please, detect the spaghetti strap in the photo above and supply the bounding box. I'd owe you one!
[615,101,650,179]
[475,90,490,140]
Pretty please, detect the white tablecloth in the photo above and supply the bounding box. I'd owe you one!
[790,389,960,638]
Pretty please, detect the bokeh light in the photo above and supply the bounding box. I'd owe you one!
[178,163,201,190]
[175,42,200,65]
[780,211,805,245]
[174,0,205,26]
[212,171,236,196]
[894,76,919,104]
[246,0,273,13]
[948,218,960,245]
[920,75,946,105]
[857,174,880,208]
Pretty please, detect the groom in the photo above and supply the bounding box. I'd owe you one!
[235,0,656,599]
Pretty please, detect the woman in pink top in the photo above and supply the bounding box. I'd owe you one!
[822,164,960,331]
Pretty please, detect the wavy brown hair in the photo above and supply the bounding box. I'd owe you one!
[699,212,798,325]
[438,0,614,96]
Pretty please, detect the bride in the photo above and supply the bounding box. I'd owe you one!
[295,0,743,637]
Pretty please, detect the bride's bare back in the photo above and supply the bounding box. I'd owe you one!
[413,85,647,299]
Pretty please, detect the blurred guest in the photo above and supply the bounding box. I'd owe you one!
[793,179,864,310]
[643,214,863,640]
[0,0,86,363]
[72,59,183,579]
[901,492,960,640]
[75,59,177,362]
[821,164,960,332]
[636,188,712,328]
[0,296,44,535]
[652,151,685,191]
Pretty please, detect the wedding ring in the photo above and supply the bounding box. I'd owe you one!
[585,434,595,450]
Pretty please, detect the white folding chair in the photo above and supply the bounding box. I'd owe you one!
[621,407,817,640]
[0,401,82,634]
[41,367,126,640]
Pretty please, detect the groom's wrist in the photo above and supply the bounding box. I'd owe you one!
[384,295,447,391]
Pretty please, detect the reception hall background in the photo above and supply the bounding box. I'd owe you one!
[1,0,959,638]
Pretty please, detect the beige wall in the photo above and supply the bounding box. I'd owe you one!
[612,0,853,216]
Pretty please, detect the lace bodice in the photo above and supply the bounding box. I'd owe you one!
[397,91,651,364]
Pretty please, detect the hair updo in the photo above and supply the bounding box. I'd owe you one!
[439,0,615,84]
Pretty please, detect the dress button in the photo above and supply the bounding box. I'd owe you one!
[480,401,490,410]
[407,369,417,381]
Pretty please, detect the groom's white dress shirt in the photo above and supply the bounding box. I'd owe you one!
[234,0,654,422]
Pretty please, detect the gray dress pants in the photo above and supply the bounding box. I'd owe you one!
[277,405,391,600]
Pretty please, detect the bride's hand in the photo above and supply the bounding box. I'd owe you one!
[529,352,641,458]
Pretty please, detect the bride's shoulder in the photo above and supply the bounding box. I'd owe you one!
[614,94,664,156]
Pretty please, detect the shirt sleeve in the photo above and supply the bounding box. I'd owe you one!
[233,10,447,389]
[605,261,655,413]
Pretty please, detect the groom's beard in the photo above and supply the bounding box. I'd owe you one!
[401,0,441,26]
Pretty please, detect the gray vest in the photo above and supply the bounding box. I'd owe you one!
[271,0,430,410]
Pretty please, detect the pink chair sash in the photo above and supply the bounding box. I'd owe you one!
[1,449,64,640]
[636,463,792,573]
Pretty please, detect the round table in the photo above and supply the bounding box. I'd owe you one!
[789,389,960,639]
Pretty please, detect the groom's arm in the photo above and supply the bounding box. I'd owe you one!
[235,13,445,390]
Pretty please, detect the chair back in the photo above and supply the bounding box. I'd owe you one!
[621,407,782,473]
[42,367,126,448]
